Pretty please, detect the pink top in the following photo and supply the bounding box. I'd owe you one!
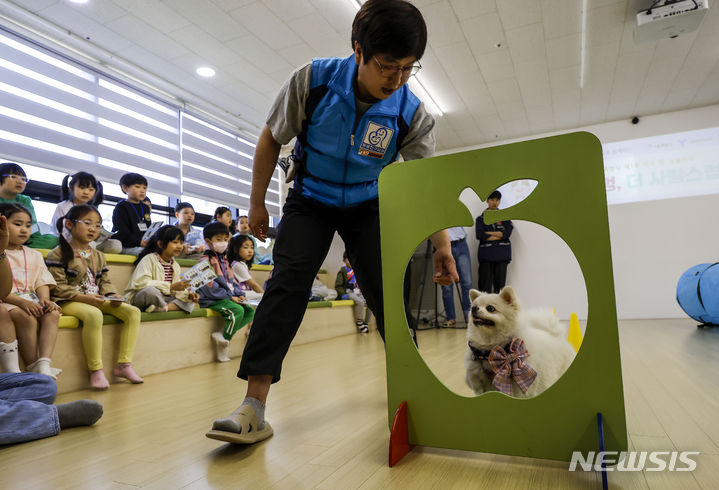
[5,246,56,295]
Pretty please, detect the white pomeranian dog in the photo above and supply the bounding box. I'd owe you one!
[464,286,576,397]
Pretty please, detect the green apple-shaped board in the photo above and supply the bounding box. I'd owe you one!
[379,132,626,461]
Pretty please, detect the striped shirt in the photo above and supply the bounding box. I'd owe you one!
[157,254,174,282]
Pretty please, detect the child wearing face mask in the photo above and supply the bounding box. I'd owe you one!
[51,171,122,254]
[197,222,255,362]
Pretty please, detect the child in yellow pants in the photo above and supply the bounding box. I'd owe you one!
[47,204,142,389]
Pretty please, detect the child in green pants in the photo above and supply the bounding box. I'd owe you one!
[196,222,254,362]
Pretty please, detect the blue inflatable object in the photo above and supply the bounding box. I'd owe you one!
[676,263,719,325]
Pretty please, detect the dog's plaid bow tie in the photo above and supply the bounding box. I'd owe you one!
[488,338,537,395]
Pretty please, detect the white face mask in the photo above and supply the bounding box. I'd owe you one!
[212,241,228,253]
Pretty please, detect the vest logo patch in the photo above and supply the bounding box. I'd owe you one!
[358,122,394,159]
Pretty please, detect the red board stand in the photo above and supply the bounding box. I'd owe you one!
[388,401,414,467]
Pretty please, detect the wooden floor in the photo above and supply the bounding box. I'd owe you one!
[3,319,719,489]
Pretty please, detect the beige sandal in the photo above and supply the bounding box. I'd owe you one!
[205,405,273,444]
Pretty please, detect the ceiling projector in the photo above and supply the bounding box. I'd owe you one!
[634,0,709,43]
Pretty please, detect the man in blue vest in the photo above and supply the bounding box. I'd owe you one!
[207,0,458,445]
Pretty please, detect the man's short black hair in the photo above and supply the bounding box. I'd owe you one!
[203,221,230,240]
[119,173,148,190]
[351,0,427,62]
[0,162,26,185]
[343,250,349,260]
[488,190,502,200]
[175,202,194,213]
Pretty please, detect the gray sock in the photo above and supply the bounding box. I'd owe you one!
[213,397,265,432]
[56,400,103,429]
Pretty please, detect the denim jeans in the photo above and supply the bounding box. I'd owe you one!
[0,372,59,445]
[441,238,473,321]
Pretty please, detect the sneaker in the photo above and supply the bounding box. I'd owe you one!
[359,323,369,333]
[439,319,456,327]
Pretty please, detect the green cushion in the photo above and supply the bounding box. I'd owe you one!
[100,308,211,325]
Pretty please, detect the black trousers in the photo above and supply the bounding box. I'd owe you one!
[238,189,385,383]
[477,261,508,294]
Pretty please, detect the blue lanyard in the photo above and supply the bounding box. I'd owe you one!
[130,201,145,222]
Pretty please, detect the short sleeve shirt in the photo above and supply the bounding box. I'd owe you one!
[6,246,56,294]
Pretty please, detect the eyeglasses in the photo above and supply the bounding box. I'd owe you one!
[373,56,421,80]
[2,174,29,184]
[72,220,101,229]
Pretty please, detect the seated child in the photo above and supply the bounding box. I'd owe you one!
[111,173,151,256]
[0,203,61,376]
[0,305,20,374]
[227,234,264,302]
[335,251,372,333]
[237,215,273,265]
[173,202,205,259]
[310,276,337,302]
[46,204,143,389]
[0,163,58,249]
[124,225,199,313]
[197,222,254,362]
[52,171,122,254]
[213,206,237,234]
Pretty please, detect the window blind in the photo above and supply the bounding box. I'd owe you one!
[181,112,281,216]
[0,28,181,196]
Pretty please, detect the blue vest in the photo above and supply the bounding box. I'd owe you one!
[293,54,421,207]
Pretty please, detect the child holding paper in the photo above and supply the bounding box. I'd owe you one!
[197,222,254,362]
[124,225,199,313]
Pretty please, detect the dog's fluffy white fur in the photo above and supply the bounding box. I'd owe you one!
[464,286,576,397]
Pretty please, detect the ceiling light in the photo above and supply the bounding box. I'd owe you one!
[408,77,444,116]
[68,0,90,3]
[196,66,216,78]
[347,0,362,11]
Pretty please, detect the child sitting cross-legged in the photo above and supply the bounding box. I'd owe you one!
[0,203,62,376]
[197,222,254,362]
[46,205,143,390]
[124,225,199,313]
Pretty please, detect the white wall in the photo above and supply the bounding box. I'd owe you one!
[435,104,719,320]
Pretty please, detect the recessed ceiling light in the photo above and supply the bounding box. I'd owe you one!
[68,0,90,4]
[196,66,216,78]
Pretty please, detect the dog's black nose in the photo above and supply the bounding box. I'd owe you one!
[471,306,479,316]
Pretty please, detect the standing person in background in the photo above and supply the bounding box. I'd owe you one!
[51,171,122,254]
[207,0,457,446]
[439,226,473,326]
[475,190,513,294]
[111,173,151,256]
[0,163,58,250]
